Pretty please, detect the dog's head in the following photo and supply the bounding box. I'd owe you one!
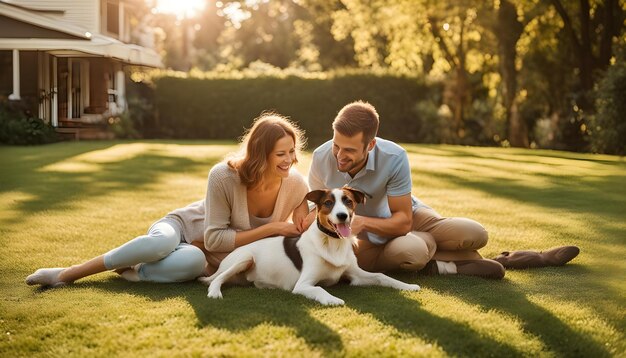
[305,186,366,239]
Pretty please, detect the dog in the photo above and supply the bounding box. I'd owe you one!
[198,187,420,305]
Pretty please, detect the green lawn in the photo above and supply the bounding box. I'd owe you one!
[1,141,624,357]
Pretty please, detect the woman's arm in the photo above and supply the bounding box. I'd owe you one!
[199,221,300,252]
[203,165,239,252]
[233,222,300,248]
[204,165,303,252]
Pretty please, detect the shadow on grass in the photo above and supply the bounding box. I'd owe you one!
[410,148,626,224]
[505,264,625,341]
[428,272,613,357]
[76,277,521,356]
[335,284,523,356]
[0,142,219,226]
[75,279,345,355]
[405,145,626,166]
[36,266,618,356]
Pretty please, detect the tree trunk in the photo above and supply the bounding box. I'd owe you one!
[496,0,528,147]
[578,0,594,110]
[551,0,595,110]
[453,20,468,140]
[453,66,468,140]
[428,15,471,142]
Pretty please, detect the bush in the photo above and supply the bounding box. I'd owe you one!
[151,71,442,146]
[589,47,626,155]
[109,113,139,139]
[0,102,57,145]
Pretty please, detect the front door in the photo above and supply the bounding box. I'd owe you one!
[57,57,68,120]
[70,59,81,118]
[38,52,53,124]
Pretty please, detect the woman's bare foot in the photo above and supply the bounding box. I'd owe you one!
[25,268,67,287]
[114,267,132,275]
[118,266,140,282]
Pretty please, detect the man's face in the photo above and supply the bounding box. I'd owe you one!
[332,131,374,177]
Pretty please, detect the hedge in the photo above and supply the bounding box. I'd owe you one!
[152,73,441,147]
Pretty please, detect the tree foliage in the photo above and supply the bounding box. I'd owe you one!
[590,43,626,155]
[145,0,625,153]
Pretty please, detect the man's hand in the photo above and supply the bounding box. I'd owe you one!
[352,194,412,239]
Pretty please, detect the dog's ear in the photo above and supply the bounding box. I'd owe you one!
[343,186,366,204]
[305,190,327,204]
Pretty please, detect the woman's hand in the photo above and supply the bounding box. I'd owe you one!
[292,199,315,232]
[271,222,301,238]
[292,199,309,231]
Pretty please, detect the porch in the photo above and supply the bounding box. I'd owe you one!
[0,1,162,140]
[1,50,127,140]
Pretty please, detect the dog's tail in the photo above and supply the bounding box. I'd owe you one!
[197,274,216,286]
[198,251,255,286]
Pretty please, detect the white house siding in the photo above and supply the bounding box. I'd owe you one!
[9,0,99,34]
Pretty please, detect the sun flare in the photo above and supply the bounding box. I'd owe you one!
[154,0,205,18]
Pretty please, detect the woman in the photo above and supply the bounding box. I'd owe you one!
[26,113,309,287]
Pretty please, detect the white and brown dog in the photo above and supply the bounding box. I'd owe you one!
[199,187,420,305]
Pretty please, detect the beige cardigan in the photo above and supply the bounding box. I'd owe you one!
[166,162,309,252]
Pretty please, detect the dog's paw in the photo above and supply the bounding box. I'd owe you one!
[197,277,212,286]
[207,285,223,298]
[207,288,223,299]
[319,296,345,306]
[403,284,421,291]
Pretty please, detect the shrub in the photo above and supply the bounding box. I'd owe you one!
[589,47,626,155]
[0,102,57,145]
[151,71,442,146]
[109,113,139,139]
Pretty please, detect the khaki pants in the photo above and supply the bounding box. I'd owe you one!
[355,207,488,272]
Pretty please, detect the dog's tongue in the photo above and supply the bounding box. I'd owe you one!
[335,223,351,238]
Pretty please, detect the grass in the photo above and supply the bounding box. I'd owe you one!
[1,141,624,357]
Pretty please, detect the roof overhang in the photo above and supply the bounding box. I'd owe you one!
[0,1,89,39]
[0,1,163,68]
[0,37,163,67]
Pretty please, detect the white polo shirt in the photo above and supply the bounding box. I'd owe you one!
[309,137,428,244]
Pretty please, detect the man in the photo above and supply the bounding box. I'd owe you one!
[294,101,579,278]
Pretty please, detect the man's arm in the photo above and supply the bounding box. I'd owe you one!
[351,193,413,238]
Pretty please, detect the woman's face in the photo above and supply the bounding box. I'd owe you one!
[268,135,296,179]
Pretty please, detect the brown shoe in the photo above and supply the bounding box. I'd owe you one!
[455,259,505,279]
[493,245,580,269]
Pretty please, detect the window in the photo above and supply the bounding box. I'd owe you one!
[0,51,12,97]
[106,1,119,35]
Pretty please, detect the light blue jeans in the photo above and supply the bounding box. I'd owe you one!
[103,219,206,282]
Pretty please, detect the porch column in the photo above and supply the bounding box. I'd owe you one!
[116,70,126,111]
[52,56,58,127]
[8,49,20,100]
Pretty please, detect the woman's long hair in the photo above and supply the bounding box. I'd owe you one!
[227,113,305,187]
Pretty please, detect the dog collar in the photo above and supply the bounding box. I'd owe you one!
[317,220,340,239]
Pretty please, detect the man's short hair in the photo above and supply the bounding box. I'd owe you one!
[332,101,380,145]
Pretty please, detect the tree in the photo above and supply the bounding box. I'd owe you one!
[193,0,227,70]
[590,43,626,155]
[489,0,548,148]
[550,0,623,109]
[329,0,493,143]
[427,3,482,141]
[494,0,527,147]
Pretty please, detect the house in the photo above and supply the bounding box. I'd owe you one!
[0,0,162,139]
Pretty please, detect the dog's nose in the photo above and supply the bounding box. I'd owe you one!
[336,212,348,221]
